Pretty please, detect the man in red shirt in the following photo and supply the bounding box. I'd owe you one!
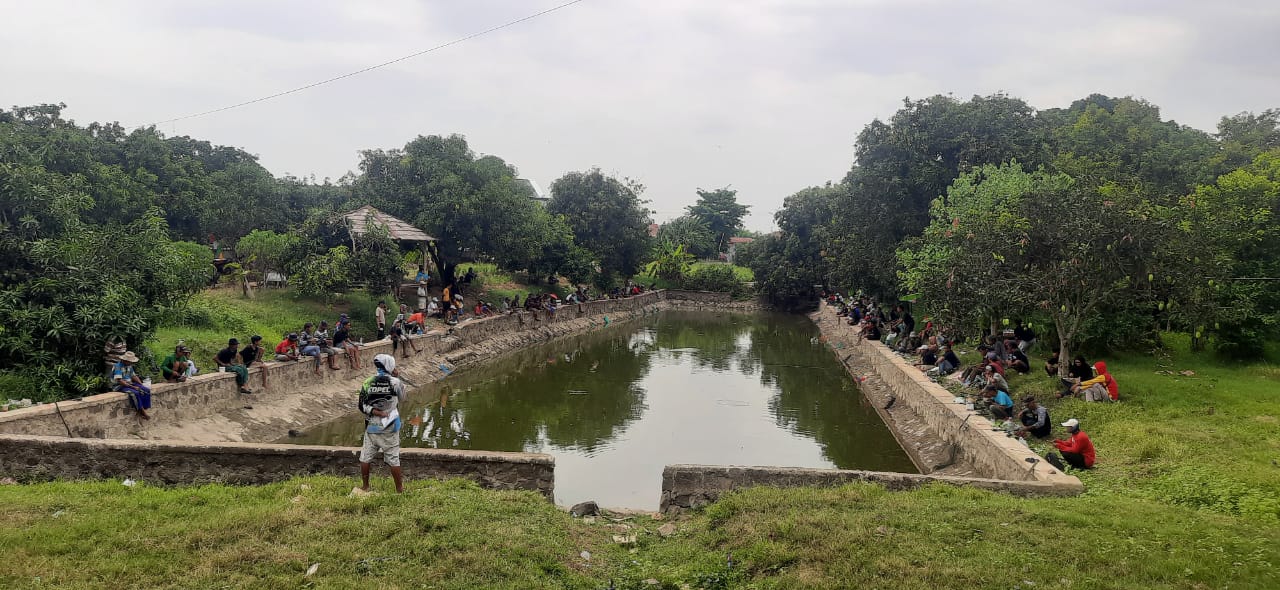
[1050,418,1095,470]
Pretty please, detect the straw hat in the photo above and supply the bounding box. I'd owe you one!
[120,351,140,363]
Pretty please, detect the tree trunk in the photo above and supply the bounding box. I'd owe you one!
[1054,314,1071,378]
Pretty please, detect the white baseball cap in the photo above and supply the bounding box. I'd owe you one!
[1061,418,1080,429]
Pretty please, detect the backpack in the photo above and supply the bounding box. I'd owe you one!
[358,374,396,416]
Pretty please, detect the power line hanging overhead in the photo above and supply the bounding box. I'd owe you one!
[131,0,589,130]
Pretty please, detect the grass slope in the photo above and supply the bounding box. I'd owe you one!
[14,291,1275,588]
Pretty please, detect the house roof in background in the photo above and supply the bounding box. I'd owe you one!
[344,205,436,242]
[728,236,755,244]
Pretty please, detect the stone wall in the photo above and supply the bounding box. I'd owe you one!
[663,289,732,304]
[660,464,1078,513]
[0,291,667,440]
[0,434,553,497]
[812,306,1082,491]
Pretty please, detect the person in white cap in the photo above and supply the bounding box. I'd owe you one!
[358,353,407,493]
[1048,418,1095,470]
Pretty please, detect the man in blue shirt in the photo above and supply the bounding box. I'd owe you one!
[983,384,1014,419]
[112,351,151,419]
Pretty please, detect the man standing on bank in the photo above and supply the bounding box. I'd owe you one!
[359,353,407,493]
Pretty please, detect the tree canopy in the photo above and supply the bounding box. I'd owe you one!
[547,169,653,286]
[760,93,1280,358]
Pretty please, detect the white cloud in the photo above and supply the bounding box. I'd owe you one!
[2,0,1277,230]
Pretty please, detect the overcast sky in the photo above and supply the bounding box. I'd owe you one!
[4,0,1278,230]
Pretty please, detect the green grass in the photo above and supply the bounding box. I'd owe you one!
[0,477,625,589]
[149,288,388,365]
[18,296,1275,588]
[464,262,568,303]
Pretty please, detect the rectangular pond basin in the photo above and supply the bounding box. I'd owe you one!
[283,310,916,509]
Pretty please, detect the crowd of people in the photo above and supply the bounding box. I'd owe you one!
[109,266,662,420]
[824,290,1102,471]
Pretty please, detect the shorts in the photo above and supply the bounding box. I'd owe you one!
[360,430,401,467]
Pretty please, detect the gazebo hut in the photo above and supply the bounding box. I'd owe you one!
[343,205,436,282]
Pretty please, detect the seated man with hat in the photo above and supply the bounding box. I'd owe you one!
[112,351,152,419]
[160,344,193,383]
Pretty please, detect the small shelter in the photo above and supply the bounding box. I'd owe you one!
[343,205,436,269]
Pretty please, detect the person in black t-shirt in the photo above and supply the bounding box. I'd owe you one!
[238,335,266,388]
[215,338,252,394]
[1004,341,1030,374]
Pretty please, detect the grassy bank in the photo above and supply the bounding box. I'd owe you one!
[3,336,1278,588]
[148,288,387,364]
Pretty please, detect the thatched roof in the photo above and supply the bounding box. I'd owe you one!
[344,205,435,242]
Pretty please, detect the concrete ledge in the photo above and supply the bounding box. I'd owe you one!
[0,434,554,498]
[660,464,1082,513]
[813,306,1082,493]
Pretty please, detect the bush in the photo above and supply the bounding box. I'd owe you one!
[680,264,750,298]
[293,246,353,299]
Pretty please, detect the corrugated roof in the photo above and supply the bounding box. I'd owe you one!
[728,236,755,244]
[344,205,436,242]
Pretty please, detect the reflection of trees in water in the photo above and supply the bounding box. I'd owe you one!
[650,311,761,375]
[395,325,653,454]
[748,315,916,472]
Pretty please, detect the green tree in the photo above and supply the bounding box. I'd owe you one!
[901,162,1168,373]
[657,215,716,259]
[1174,150,1280,356]
[750,185,837,310]
[687,188,750,254]
[828,93,1047,295]
[235,230,301,279]
[547,168,652,286]
[898,163,1072,334]
[352,135,546,286]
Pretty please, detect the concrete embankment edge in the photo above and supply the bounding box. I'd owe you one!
[0,434,554,498]
[659,464,1080,513]
[0,289,752,495]
[656,305,1082,513]
[810,306,1082,487]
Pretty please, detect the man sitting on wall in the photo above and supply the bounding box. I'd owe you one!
[275,333,301,362]
[112,351,151,420]
[214,338,253,394]
[160,345,192,383]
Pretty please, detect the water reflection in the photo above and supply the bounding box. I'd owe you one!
[288,311,914,508]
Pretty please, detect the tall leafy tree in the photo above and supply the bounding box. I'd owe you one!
[901,162,1168,372]
[828,93,1046,295]
[750,184,837,310]
[547,168,652,286]
[351,134,546,285]
[687,188,750,254]
[657,214,716,259]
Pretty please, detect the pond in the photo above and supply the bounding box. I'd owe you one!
[286,310,915,509]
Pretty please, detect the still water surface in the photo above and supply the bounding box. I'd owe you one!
[289,311,915,508]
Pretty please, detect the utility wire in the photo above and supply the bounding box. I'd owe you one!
[133,0,589,129]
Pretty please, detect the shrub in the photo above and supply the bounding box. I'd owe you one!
[681,264,750,298]
[293,246,353,299]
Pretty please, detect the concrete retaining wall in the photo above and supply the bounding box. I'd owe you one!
[0,291,667,439]
[812,306,1082,491]
[0,434,554,497]
[660,464,1078,513]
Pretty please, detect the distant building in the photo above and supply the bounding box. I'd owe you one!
[726,236,754,264]
[647,223,660,238]
[517,178,550,204]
